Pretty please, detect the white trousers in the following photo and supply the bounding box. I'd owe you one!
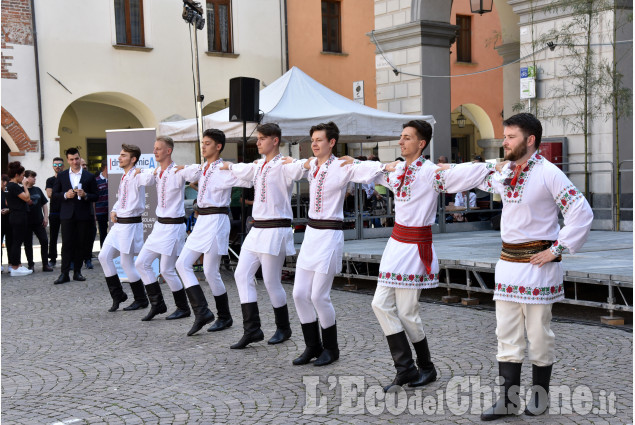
[98,243,140,282]
[292,267,336,328]
[495,300,555,366]
[234,248,287,308]
[135,244,183,292]
[175,247,226,296]
[371,285,426,343]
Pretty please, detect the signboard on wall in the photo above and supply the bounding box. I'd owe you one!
[105,128,157,239]
[520,66,536,99]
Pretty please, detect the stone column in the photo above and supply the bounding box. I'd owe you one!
[477,138,503,160]
[495,41,520,120]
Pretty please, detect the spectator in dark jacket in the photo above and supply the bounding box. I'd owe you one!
[23,170,54,272]
[95,160,109,247]
[45,156,64,267]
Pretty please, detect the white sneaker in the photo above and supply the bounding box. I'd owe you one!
[10,267,33,276]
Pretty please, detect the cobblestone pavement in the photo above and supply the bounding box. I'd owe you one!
[2,264,632,425]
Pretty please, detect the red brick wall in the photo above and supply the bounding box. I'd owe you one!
[2,107,34,152]
[1,0,33,80]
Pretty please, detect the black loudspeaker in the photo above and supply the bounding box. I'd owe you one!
[229,77,260,122]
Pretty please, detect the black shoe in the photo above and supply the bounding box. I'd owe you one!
[231,302,264,349]
[48,260,56,267]
[166,288,191,320]
[85,259,94,269]
[293,321,323,365]
[141,282,168,321]
[73,272,86,281]
[54,273,70,285]
[383,331,419,392]
[27,263,34,271]
[42,265,54,272]
[408,337,437,387]
[105,275,128,312]
[525,364,552,416]
[184,285,215,336]
[207,292,233,332]
[481,362,523,421]
[267,304,292,344]
[314,323,339,366]
[123,280,149,310]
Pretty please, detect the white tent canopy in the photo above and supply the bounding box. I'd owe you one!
[159,66,435,144]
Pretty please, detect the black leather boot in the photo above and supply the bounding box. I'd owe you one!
[267,304,292,344]
[230,302,264,349]
[314,323,339,366]
[141,282,168,321]
[481,362,523,421]
[105,274,128,312]
[409,337,437,387]
[292,321,323,365]
[525,364,552,416]
[207,292,233,332]
[383,331,419,392]
[123,280,149,310]
[185,285,215,336]
[166,288,191,320]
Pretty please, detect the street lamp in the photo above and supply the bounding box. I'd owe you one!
[182,0,205,155]
[457,105,466,128]
[470,0,493,15]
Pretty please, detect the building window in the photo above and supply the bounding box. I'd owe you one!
[456,15,471,62]
[321,0,341,53]
[207,0,233,53]
[114,0,145,46]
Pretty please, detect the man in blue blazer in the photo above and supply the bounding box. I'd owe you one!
[52,147,98,284]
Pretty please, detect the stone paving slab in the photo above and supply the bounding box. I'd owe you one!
[1,263,632,424]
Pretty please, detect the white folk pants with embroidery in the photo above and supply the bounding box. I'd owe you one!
[98,244,140,282]
[175,247,226,296]
[495,300,555,366]
[234,248,287,308]
[135,244,183,292]
[292,267,336,328]
[371,285,426,343]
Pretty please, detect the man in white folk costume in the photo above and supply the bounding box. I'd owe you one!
[290,122,397,366]
[174,129,251,335]
[220,123,307,349]
[371,120,494,392]
[97,144,152,312]
[477,113,593,421]
[133,136,202,326]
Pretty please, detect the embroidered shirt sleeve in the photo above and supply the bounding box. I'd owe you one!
[347,161,384,184]
[549,240,565,256]
[433,162,490,194]
[282,159,308,181]
[548,167,594,255]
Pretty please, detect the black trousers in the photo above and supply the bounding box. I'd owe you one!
[60,219,91,274]
[2,215,12,265]
[97,214,108,247]
[85,217,97,261]
[8,212,28,267]
[24,223,49,267]
[48,213,60,261]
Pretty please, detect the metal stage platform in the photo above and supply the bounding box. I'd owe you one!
[286,230,633,323]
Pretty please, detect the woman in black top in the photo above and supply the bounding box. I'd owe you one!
[23,170,53,272]
[1,174,12,272]
[6,161,33,276]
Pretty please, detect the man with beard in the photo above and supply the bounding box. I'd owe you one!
[476,113,593,420]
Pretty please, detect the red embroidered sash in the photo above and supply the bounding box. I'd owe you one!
[390,223,433,274]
